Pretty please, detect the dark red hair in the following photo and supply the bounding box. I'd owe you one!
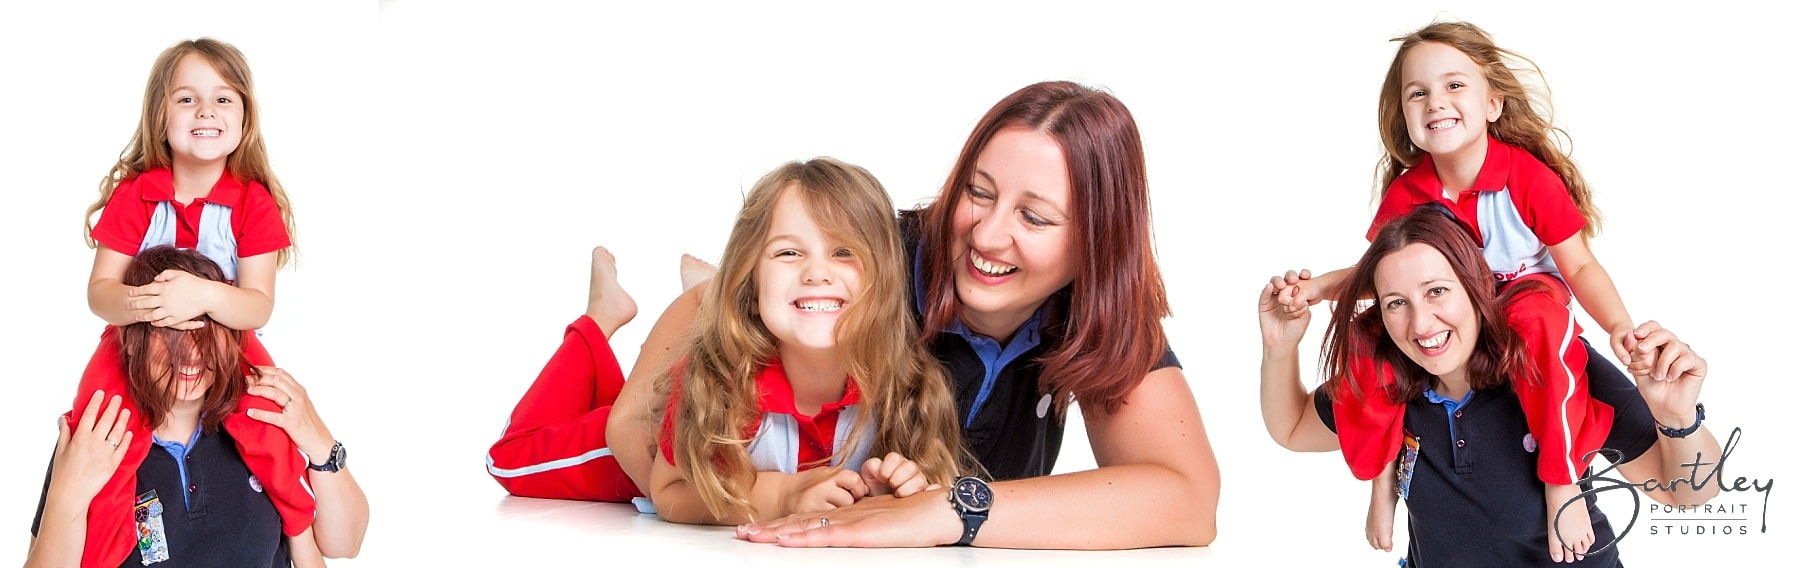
[916,81,1169,415]
[117,246,254,432]
[1320,207,1541,404]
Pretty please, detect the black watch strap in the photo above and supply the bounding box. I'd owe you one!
[957,513,987,546]
[1657,403,1705,438]
[308,441,345,472]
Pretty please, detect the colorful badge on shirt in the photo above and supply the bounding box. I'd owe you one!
[134,490,171,565]
[1396,431,1421,500]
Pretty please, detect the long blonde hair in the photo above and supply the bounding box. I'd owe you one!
[663,158,965,521]
[84,38,298,266]
[1375,21,1600,238]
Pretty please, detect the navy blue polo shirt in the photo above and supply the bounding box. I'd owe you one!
[34,427,291,567]
[1315,340,1656,567]
[900,211,1181,480]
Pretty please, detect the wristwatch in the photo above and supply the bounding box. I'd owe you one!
[1657,403,1705,438]
[948,477,992,546]
[308,441,347,472]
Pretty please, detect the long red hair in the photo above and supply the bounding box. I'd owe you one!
[117,246,255,432]
[916,81,1170,415]
[1321,208,1542,404]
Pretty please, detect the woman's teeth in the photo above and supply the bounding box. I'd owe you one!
[971,254,1017,277]
[1417,331,1449,350]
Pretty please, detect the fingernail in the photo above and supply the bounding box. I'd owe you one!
[775,532,788,540]
[744,526,759,535]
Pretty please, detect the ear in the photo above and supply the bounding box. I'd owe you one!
[1486,93,1504,123]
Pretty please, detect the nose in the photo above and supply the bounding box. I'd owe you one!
[1409,301,1434,334]
[1425,90,1446,112]
[802,257,833,285]
[966,200,1011,253]
[196,99,216,119]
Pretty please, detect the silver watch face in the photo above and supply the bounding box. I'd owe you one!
[331,443,347,470]
[953,477,992,512]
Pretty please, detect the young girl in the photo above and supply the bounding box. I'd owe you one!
[1272,21,1633,562]
[71,38,313,566]
[487,158,966,524]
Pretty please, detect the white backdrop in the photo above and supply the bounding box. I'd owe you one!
[1,0,1791,565]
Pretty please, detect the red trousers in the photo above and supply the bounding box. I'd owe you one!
[1333,274,1615,485]
[70,327,313,568]
[486,315,642,502]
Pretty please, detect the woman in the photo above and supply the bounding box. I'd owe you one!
[28,246,369,567]
[1258,207,1720,566]
[608,81,1221,548]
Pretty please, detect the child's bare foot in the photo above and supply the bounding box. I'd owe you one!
[679,254,718,292]
[586,246,637,337]
[1546,484,1594,563]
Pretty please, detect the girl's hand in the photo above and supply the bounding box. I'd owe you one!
[244,367,336,463]
[1625,321,1706,427]
[49,391,133,504]
[126,270,216,329]
[858,452,937,498]
[1259,281,1312,349]
[1267,269,1318,317]
[779,467,869,516]
[1609,328,1637,367]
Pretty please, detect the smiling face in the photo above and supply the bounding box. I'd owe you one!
[755,186,866,358]
[146,329,216,406]
[1373,242,1480,387]
[950,126,1078,339]
[1399,41,1503,168]
[164,53,245,171]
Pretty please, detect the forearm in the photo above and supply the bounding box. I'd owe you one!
[202,280,275,330]
[612,284,705,494]
[974,463,1218,549]
[1645,417,1724,506]
[306,468,368,558]
[23,498,87,568]
[607,374,660,497]
[1310,267,1356,302]
[88,279,138,326]
[1261,347,1317,450]
[1563,261,1632,335]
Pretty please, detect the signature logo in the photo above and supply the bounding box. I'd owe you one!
[1553,427,1775,555]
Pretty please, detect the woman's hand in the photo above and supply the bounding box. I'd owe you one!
[859,452,937,498]
[1260,280,1312,350]
[50,391,134,504]
[1625,321,1706,428]
[244,367,336,464]
[738,490,962,548]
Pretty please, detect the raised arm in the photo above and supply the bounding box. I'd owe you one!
[26,392,133,568]
[1259,281,1341,452]
[245,367,369,558]
[1610,322,1721,507]
[1546,238,1633,363]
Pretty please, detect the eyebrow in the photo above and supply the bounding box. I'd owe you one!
[972,168,1061,208]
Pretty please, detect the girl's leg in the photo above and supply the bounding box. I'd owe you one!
[226,332,317,537]
[1501,274,1613,486]
[1331,350,1408,481]
[485,247,641,501]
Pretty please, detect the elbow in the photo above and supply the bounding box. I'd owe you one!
[1173,460,1221,546]
[316,528,367,559]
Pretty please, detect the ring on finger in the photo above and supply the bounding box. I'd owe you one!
[282,398,293,410]
[110,440,119,448]
[818,517,830,529]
